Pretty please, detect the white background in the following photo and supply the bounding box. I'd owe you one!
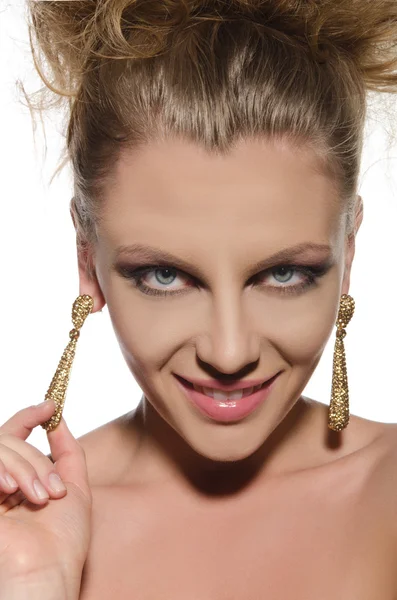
[1,0,397,454]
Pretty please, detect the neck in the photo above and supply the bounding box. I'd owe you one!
[124,394,321,499]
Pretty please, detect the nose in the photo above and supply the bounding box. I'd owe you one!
[195,287,261,376]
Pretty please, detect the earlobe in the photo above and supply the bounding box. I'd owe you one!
[73,242,105,316]
[77,247,106,314]
[70,199,106,313]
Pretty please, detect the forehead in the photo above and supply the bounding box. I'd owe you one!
[100,136,342,249]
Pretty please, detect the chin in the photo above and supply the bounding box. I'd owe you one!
[176,414,277,465]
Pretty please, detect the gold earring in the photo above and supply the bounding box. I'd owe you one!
[41,294,94,432]
[328,293,355,432]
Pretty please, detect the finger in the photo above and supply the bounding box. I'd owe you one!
[46,417,92,504]
[0,444,50,505]
[0,436,67,498]
[0,489,26,513]
[0,401,56,440]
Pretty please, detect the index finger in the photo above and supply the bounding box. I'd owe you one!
[0,401,56,440]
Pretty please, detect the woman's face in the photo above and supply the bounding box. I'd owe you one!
[76,136,361,464]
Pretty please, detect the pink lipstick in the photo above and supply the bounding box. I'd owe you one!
[174,373,279,422]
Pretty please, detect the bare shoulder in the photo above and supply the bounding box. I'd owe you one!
[306,397,397,458]
[75,410,140,487]
[347,409,397,462]
[365,417,397,479]
[327,402,397,473]
[343,410,397,521]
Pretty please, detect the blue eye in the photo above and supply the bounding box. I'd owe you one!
[116,262,330,297]
[153,268,178,286]
[272,267,294,283]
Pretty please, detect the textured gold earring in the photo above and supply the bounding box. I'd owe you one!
[41,294,94,432]
[328,293,355,432]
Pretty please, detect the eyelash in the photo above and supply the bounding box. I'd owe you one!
[117,263,330,297]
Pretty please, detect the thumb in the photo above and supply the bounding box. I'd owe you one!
[46,417,92,502]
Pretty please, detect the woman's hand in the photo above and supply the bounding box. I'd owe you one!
[0,400,92,599]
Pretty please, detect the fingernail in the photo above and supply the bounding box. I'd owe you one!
[4,473,17,488]
[49,473,66,493]
[33,479,49,500]
[36,400,55,409]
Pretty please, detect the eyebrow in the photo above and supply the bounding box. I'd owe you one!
[114,242,333,281]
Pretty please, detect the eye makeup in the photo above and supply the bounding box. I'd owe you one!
[115,260,333,298]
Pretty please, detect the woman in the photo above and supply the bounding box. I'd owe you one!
[1,0,397,598]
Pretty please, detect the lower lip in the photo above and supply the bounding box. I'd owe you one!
[175,374,279,423]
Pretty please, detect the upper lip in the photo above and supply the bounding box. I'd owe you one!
[175,373,278,392]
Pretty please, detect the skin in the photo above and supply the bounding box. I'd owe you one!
[72,135,365,501]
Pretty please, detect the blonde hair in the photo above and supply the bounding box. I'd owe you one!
[25,0,397,273]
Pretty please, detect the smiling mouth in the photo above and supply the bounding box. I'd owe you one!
[175,374,278,401]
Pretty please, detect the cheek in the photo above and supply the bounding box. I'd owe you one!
[105,289,185,371]
[267,297,338,365]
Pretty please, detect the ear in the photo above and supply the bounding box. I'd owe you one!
[70,203,106,314]
[341,195,364,295]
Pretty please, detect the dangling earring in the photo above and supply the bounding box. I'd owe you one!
[328,294,355,432]
[41,294,94,432]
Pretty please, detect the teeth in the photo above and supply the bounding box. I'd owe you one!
[213,389,244,401]
[192,382,264,400]
[242,386,254,398]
